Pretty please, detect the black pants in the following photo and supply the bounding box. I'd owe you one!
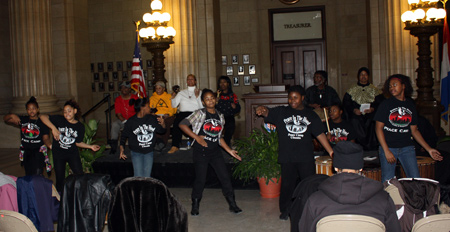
[53,152,84,192]
[279,161,315,214]
[191,146,234,199]
[23,147,45,176]
[223,116,236,146]
[171,112,193,148]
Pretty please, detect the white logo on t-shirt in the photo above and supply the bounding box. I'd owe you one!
[283,115,311,139]
[133,124,156,148]
[58,127,78,149]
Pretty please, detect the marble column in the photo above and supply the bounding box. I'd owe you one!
[9,0,59,114]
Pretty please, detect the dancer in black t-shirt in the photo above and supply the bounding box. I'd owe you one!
[119,97,165,177]
[4,97,51,176]
[40,100,100,192]
[255,85,333,220]
[374,74,442,182]
[179,89,242,216]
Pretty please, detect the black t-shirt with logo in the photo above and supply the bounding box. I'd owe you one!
[120,114,165,154]
[326,120,356,147]
[19,116,49,150]
[49,115,85,156]
[265,106,325,163]
[193,111,223,151]
[374,97,418,148]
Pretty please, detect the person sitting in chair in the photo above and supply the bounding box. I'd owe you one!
[298,141,400,232]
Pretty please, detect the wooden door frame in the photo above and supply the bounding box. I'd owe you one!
[269,6,327,84]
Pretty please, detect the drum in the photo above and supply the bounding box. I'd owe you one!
[315,156,333,176]
[399,156,435,179]
[315,156,382,181]
[362,163,382,182]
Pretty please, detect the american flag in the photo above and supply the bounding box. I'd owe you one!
[130,33,147,98]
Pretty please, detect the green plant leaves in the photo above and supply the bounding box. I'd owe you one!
[232,126,281,184]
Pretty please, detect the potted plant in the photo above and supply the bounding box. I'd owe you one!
[232,126,281,198]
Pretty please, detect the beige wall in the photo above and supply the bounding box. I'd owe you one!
[0,0,13,114]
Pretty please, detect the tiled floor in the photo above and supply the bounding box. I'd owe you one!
[0,148,290,232]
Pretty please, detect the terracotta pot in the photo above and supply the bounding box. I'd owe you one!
[257,177,281,198]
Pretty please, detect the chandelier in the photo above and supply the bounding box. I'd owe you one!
[138,0,176,42]
[138,0,176,84]
[401,0,446,28]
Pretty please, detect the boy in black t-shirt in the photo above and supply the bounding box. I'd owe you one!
[256,85,333,220]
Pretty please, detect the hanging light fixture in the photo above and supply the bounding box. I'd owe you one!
[138,0,177,84]
[400,0,447,135]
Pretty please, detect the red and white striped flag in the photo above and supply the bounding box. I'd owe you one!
[130,33,147,98]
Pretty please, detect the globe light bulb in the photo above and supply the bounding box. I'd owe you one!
[156,26,166,36]
[166,27,176,37]
[401,11,414,22]
[143,13,152,23]
[152,12,162,22]
[426,8,437,20]
[436,8,447,19]
[414,9,426,21]
[151,0,162,11]
[408,0,419,4]
[139,28,148,38]
[161,12,171,22]
[148,27,156,38]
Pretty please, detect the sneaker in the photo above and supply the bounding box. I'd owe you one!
[167,146,179,154]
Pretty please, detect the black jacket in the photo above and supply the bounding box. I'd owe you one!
[299,173,401,232]
[57,174,115,232]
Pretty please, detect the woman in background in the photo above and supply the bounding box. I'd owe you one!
[343,67,382,150]
[149,81,177,150]
[216,76,241,146]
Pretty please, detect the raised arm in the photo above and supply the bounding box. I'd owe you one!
[76,142,100,151]
[316,133,333,157]
[255,106,269,117]
[3,114,21,126]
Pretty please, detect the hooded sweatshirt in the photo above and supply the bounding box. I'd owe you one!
[299,173,401,232]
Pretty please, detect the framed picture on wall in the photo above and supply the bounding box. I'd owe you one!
[252,77,259,83]
[98,82,105,92]
[93,73,99,82]
[238,66,244,75]
[97,63,104,72]
[108,82,114,91]
[143,70,148,78]
[91,83,96,92]
[112,72,118,81]
[232,55,238,64]
[91,63,95,72]
[244,76,251,86]
[116,61,123,71]
[107,62,113,71]
[233,76,239,86]
[226,66,233,75]
[222,55,227,65]
[126,61,132,70]
[249,65,256,75]
[243,54,250,64]
[146,60,152,68]
[103,72,109,81]
[122,71,128,80]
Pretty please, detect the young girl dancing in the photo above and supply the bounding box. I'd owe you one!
[119,97,165,177]
[4,97,51,176]
[374,74,442,182]
[179,89,242,216]
[40,100,100,192]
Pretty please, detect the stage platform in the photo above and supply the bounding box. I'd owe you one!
[92,143,259,189]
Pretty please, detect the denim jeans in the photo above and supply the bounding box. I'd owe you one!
[379,145,420,182]
[130,151,154,177]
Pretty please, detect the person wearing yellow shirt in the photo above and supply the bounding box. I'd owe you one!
[150,81,177,151]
